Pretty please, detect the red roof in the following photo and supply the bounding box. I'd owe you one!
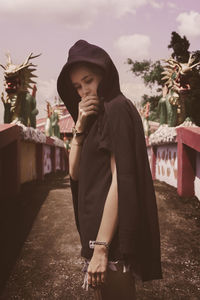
[37,117,46,125]
[58,114,75,133]
[36,113,75,134]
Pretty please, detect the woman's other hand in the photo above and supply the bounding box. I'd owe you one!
[87,245,108,288]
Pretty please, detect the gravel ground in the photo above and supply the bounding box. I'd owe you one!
[0,173,200,300]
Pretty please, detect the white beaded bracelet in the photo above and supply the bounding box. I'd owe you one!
[89,240,110,249]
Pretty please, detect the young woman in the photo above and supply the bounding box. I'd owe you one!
[57,40,162,299]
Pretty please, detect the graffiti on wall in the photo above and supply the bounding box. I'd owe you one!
[156,144,177,187]
[43,145,52,175]
[55,147,61,170]
[194,152,200,200]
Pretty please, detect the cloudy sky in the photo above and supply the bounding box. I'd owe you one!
[0,0,200,122]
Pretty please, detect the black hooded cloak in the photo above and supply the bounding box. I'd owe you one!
[57,40,162,281]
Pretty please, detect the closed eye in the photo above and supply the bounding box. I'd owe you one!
[85,78,93,84]
[73,78,93,90]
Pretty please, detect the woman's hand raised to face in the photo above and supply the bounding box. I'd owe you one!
[76,95,100,132]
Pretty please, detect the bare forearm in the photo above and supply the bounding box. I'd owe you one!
[95,176,118,244]
[95,154,118,248]
[69,134,85,181]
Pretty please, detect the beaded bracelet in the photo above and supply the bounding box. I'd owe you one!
[71,142,83,146]
[89,240,110,249]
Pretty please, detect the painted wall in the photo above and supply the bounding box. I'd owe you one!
[147,147,152,172]
[43,145,52,175]
[0,124,68,198]
[155,144,178,188]
[55,147,61,170]
[20,141,37,184]
[194,152,200,200]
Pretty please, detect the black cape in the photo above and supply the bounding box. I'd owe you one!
[57,40,162,281]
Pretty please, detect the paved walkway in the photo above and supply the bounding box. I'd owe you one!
[0,173,200,300]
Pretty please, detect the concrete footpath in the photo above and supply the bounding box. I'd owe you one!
[0,173,200,300]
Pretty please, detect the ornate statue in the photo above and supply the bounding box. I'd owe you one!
[45,101,61,138]
[157,85,178,127]
[0,52,40,127]
[140,101,150,137]
[45,101,53,137]
[160,54,200,126]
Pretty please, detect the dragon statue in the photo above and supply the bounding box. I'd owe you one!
[45,101,61,138]
[0,52,40,128]
[159,54,200,126]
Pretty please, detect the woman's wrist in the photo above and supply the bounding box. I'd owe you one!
[75,120,85,132]
[72,134,85,143]
[93,244,108,256]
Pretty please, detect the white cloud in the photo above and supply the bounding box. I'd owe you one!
[120,78,158,111]
[114,34,151,59]
[0,0,97,29]
[121,80,147,103]
[106,0,147,18]
[36,78,57,118]
[177,11,200,38]
[149,0,163,9]
[167,2,177,9]
[0,0,164,28]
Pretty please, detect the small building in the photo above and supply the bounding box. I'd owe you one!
[36,103,75,140]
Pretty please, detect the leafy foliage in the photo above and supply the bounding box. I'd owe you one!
[141,94,161,122]
[168,31,190,63]
[127,58,164,89]
[127,31,200,126]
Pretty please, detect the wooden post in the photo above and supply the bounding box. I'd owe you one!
[0,124,21,198]
[177,142,196,197]
[36,143,44,180]
[151,146,157,180]
[51,146,56,173]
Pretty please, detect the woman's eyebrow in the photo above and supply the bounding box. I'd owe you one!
[72,75,91,86]
[81,75,90,81]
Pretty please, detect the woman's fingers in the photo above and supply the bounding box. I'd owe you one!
[80,101,100,111]
[78,95,101,119]
[88,272,92,286]
[100,271,106,284]
[96,273,101,286]
[88,271,106,288]
[81,97,100,109]
[79,98,100,117]
[79,106,99,118]
[92,273,97,287]
[81,95,98,102]
[83,105,99,112]
[80,110,98,118]
[80,99,99,106]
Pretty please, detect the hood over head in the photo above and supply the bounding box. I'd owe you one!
[57,39,121,122]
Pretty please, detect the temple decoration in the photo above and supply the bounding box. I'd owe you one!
[158,54,200,127]
[45,101,61,138]
[148,54,200,145]
[140,101,150,137]
[0,52,40,128]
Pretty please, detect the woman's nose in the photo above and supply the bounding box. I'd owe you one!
[82,85,90,97]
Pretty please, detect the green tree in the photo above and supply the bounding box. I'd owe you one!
[126,59,164,121]
[168,31,190,63]
[141,94,161,122]
[127,31,200,126]
[127,59,164,90]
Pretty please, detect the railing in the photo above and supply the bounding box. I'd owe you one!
[0,124,69,199]
[147,127,200,200]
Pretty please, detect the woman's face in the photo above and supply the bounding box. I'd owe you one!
[70,65,103,98]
